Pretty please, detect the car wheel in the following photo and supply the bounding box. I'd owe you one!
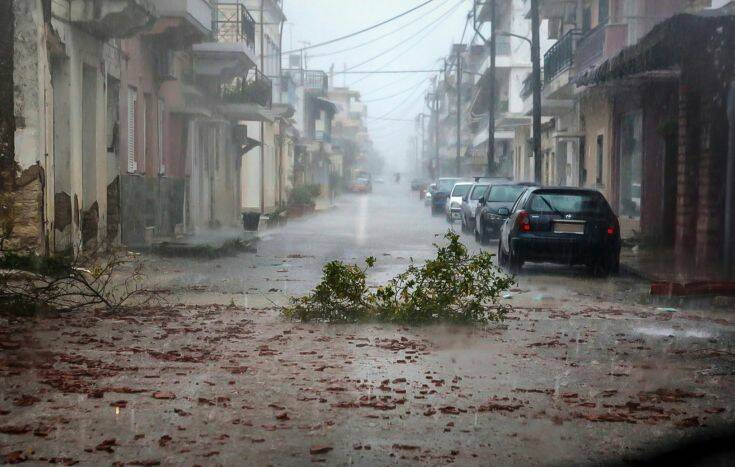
[508,247,522,274]
[480,225,490,246]
[587,255,611,278]
[497,241,508,267]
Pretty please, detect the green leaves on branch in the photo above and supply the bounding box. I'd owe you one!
[283,231,514,324]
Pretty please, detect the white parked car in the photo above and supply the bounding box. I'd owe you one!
[460,182,490,233]
[445,182,473,223]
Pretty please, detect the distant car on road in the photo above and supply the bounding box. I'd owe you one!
[497,187,621,276]
[348,177,372,193]
[460,182,490,233]
[374,177,385,184]
[474,182,536,244]
[429,178,461,215]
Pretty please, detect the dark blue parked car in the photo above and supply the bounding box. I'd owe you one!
[498,187,621,276]
[429,178,460,215]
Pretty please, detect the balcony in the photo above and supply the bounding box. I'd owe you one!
[155,0,214,36]
[216,2,256,51]
[544,29,582,84]
[67,0,156,38]
[221,69,273,108]
[575,23,628,77]
[283,69,329,94]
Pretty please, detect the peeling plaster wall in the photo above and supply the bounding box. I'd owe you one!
[9,0,52,254]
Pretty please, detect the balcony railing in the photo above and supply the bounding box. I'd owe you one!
[543,29,582,84]
[217,2,256,51]
[282,69,329,93]
[575,24,605,73]
[221,68,273,107]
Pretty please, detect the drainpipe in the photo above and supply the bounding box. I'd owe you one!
[531,0,543,184]
[725,81,735,278]
[259,0,265,214]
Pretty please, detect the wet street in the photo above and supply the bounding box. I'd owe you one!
[2,182,735,466]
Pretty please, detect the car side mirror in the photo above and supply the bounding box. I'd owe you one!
[497,207,510,217]
[478,197,485,205]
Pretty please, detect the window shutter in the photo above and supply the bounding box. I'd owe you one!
[127,87,137,173]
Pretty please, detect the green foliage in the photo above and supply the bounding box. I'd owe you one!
[283,231,514,325]
[288,184,322,207]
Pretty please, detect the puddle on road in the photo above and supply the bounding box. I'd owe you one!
[633,326,715,339]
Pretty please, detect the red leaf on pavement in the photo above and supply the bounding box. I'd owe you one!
[675,417,700,428]
[128,461,160,466]
[392,444,419,450]
[110,400,127,408]
[704,407,725,414]
[310,445,333,455]
[268,403,286,410]
[275,412,290,420]
[439,406,461,415]
[95,438,118,453]
[159,435,172,447]
[13,395,40,407]
[152,391,176,400]
[423,408,436,416]
[3,450,27,464]
[0,425,31,435]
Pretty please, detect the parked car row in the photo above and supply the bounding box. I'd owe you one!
[424,178,622,276]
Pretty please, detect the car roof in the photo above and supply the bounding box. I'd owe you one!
[453,181,474,186]
[529,186,603,194]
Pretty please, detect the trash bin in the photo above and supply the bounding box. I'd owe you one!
[242,212,261,231]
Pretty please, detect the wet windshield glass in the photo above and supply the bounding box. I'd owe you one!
[529,192,608,215]
[488,185,525,203]
[470,185,489,200]
[451,184,471,197]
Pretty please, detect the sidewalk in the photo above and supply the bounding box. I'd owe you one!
[620,245,735,297]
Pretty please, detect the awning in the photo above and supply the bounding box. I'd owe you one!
[314,97,338,115]
[575,14,735,87]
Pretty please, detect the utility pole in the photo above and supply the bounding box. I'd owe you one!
[455,47,462,177]
[487,0,496,177]
[433,91,440,179]
[531,0,543,183]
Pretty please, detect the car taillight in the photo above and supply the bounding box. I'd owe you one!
[517,210,531,232]
[607,226,615,235]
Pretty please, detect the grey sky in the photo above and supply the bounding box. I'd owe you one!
[283,0,472,172]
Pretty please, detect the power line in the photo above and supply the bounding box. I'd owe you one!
[362,77,431,103]
[334,69,443,74]
[345,0,465,73]
[309,0,451,59]
[280,0,438,56]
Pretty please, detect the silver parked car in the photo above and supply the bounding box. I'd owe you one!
[445,182,473,223]
[460,182,490,233]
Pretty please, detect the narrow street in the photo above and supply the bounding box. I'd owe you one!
[2,183,734,466]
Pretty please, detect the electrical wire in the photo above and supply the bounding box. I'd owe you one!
[309,0,451,59]
[280,0,438,56]
[362,77,431,103]
[345,0,465,73]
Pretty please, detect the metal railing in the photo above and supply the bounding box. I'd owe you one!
[543,29,582,83]
[216,2,256,50]
[575,24,605,73]
[282,69,329,93]
[221,68,273,107]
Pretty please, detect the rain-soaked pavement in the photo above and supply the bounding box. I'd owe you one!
[1,181,734,465]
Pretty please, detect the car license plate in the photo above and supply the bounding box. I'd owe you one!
[553,221,585,234]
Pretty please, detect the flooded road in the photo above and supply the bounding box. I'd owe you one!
[1,183,734,466]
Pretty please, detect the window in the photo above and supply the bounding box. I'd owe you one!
[489,185,527,203]
[619,112,643,218]
[470,185,489,200]
[596,134,604,185]
[582,6,591,31]
[127,86,137,173]
[529,191,609,216]
[451,184,472,197]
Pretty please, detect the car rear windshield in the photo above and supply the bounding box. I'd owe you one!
[488,185,526,203]
[437,179,459,192]
[451,184,472,197]
[528,191,610,215]
[470,185,489,200]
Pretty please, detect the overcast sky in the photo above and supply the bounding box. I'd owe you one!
[282,0,472,173]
